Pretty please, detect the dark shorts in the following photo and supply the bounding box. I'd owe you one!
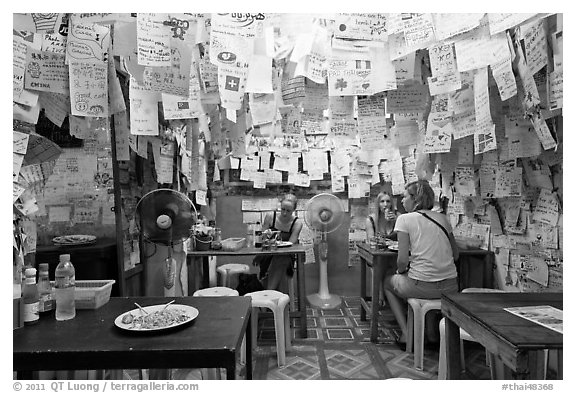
[387,274,458,299]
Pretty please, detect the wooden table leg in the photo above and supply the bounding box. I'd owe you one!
[445,317,462,379]
[370,257,383,342]
[245,311,253,380]
[296,254,307,338]
[360,256,367,321]
[202,256,209,288]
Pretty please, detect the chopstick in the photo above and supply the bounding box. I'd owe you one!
[161,300,175,311]
[134,302,149,315]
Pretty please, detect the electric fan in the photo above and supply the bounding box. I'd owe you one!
[304,192,345,309]
[135,189,197,294]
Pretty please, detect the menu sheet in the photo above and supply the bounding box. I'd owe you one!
[504,305,562,334]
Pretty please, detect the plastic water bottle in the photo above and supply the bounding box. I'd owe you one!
[37,263,54,315]
[55,254,76,321]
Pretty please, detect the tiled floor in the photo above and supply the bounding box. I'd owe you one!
[140,296,493,380]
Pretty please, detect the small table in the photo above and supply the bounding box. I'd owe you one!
[442,292,563,379]
[357,242,495,343]
[13,296,252,380]
[187,245,308,338]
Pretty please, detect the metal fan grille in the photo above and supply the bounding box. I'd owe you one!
[304,193,344,234]
[135,189,197,246]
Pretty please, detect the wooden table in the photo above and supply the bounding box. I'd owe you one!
[442,292,563,379]
[13,296,252,380]
[357,242,495,343]
[188,245,308,338]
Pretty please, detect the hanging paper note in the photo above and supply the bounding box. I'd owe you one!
[143,41,192,96]
[487,13,537,36]
[522,18,549,75]
[68,61,108,117]
[129,77,159,136]
[532,188,559,226]
[432,13,483,41]
[218,64,249,110]
[66,18,110,63]
[137,13,171,66]
[530,112,557,151]
[491,57,517,101]
[25,49,69,94]
[13,35,40,107]
[334,13,388,41]
[494,166,522,197]
[386,83,429,113]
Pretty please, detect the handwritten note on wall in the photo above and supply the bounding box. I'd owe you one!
[137,13,171,66]
[66,18,110,63]
[68,61,108,117]
[532,188,559,226]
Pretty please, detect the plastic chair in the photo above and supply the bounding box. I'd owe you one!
[216,263,250,288]
[193,286,238,379]
[241,290,291,367]
[406,298,442,371]
[193,287,239,297]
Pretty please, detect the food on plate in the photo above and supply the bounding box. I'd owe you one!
[123,308,191,330]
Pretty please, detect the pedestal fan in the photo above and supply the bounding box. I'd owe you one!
[135,189,197,295]
[304,192,345,309]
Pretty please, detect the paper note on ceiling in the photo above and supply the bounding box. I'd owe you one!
[137,13,171,66]
[327,59,374,96]
[334,13,387,41]
[491,58,517,101]
[487,13,537,36]
[522,18,548,75]
[209,13,257,67]
[386,83,429,113]
[25,49,69,94]
[66,18,110,63]
[455,32,510,72]
[432,13,483,40]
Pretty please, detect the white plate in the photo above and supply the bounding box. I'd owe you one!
[114,304,199,332]
[276,241,293,248]
[52,235,97,245]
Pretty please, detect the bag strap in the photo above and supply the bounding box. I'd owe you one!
[416,211,450,243]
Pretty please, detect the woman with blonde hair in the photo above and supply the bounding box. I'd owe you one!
[365,191,397,242]
[384,180,460,345]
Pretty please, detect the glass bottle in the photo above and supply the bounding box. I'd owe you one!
[211,228,222,250]
[254,221,262,248]
[55,254,76,321]
[22,268,39,325]
[37,263,54,315]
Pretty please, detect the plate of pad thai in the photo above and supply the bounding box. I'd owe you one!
[114,303,198,332]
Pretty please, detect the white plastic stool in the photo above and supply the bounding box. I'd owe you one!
[216,263,250,288]
[406,298,442,371]
[193,286,238,379]
[241,290,291,367]
[193,287,239,297]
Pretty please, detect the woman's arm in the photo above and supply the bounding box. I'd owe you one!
[288,219,304,244]
[395,231,410,273]
[261,212,273,230]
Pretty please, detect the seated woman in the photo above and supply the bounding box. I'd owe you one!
[259,193,303,292]
[383,180,460,344]
[365,191,398,242]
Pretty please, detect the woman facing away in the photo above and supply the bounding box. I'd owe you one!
[365,191,398,242]
[383,180,460,345]
[259,193,303,292]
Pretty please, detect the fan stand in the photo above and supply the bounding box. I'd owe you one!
[306,230,342,310]
[158,214,178,296]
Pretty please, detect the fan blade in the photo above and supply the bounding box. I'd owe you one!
[136,189,197,245]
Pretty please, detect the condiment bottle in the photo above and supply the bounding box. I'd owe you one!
[37,263,54,315]
[22,268,39,325]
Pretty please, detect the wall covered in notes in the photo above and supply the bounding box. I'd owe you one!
[13,13,562,295]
